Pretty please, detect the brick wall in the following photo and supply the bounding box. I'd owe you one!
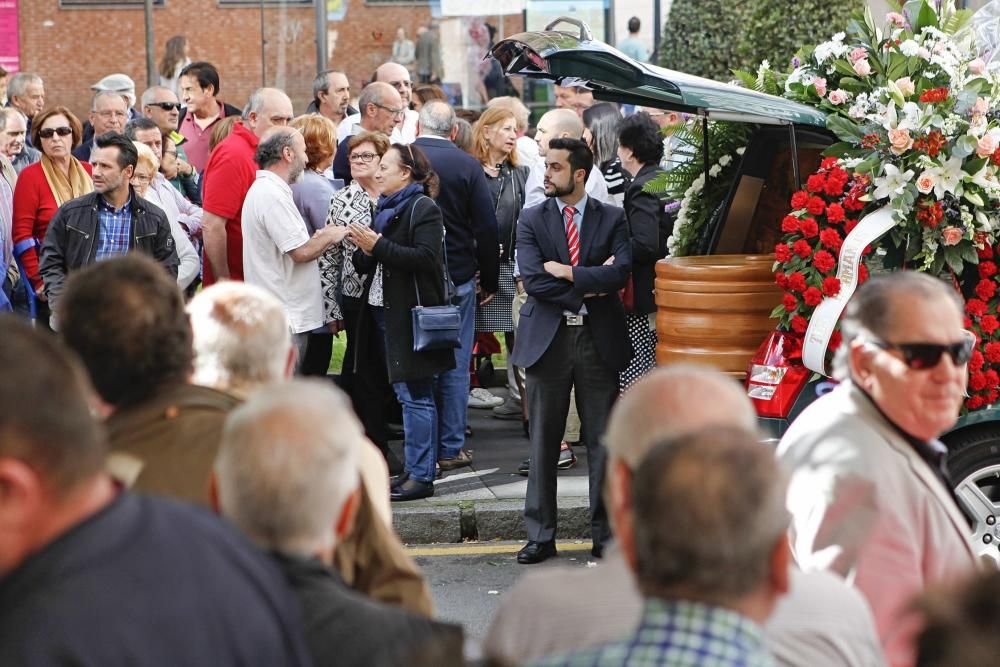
[17,0,523,119]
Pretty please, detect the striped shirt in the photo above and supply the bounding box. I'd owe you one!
[95,195,133,262]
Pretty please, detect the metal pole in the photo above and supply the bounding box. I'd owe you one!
[315,0,327,72]
[144,0,155,88]
[260,0,267,87]
[653,0,662,66]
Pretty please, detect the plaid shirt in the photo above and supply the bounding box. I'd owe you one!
[530,599,776,667]
[95,195,133,262]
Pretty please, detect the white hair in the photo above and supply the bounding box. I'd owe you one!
[215,380,361,556]
[605,363,758,469]
[186,282,291,394]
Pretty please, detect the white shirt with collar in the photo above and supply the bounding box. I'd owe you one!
[241,170,324,334]
[524,158,609,210]
[336,108,418,145]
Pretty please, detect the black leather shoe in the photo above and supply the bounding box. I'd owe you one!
[517,540,557,564]
[390,471,409,489]
[591,543,604,559]
[390,479,434,501]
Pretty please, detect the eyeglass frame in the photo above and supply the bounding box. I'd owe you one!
[373,102,405,118]
[865,331,976,370]
[349,151,380,164]
[148,102,183,112]
[38,126,73,139]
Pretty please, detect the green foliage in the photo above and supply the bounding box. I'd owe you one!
[659,0,755,81]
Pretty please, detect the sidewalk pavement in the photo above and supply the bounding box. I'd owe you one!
[389,386,595,545]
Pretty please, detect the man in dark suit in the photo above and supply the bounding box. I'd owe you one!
[512,137,632,564]
[411,100,499,469]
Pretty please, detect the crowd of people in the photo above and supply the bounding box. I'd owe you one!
[0,41,997,667]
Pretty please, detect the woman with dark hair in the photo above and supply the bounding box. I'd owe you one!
[348,144,454,501]
[12,106,93,327]
[158,35,191,95]
[616,111,668,390]
[583,103,627,206]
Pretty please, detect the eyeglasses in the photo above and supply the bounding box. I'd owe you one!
[868,332,975,370]
[148,102,182,111]
[38,126,73,139]
[349,152,379,163]
[374,103,405,118]
[96,110,128,119]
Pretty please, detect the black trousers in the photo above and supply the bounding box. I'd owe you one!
[300,332,333,377]
[524,323,615,547]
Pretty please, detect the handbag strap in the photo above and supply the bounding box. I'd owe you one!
[406,194,453,307]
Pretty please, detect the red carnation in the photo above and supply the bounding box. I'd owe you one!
[781,215,800,233]
[820,228,843,253]
[979,261,998,279]
[787,271,807,293]
[820,157,839,170]
[844,218,859,235]
[824,176,847,197]
[813,250,836,273]
[799,217,819,239]
[791,315,808,333]
[806,196,826,216]
[987,369,1000,389]
[803,286,823,306]
[829,330,843,350]
[825,203,845,224]
[822,276,841,297]
[793,239,813,259]
[806,173,826,193]
[775,243,792,263]
[971,349,986,371]
[775,271,788,288]
[970,372,988,392]
[965,316,974,329]
[790,191,810,210]
[858,263,869,283]
[966,299,989,317]
[967,396,984,410]
[978,243,995,260]
[976,279,997,301]
[982,314,1000,335]
[783,293,799,311]
[986,341,1000,363]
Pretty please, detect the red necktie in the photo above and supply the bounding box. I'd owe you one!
[563,206,580,266]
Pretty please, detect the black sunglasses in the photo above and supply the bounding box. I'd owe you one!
[869,333,975,370]
[38,126,73,139]
[149,102,183,111]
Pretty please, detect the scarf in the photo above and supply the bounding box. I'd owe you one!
[373,183,425,234]
[41,154,94,207]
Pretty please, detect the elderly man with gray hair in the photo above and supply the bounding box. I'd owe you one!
[0,107,40,173]
[486,364,886,667]
[241,126,347,368]
[212,380,463,667]
[331,81,405,183]
[6,72,44,147]
[778,272,980,667]
[72,90,128,161]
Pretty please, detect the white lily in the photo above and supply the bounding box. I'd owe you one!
[931,156,965,198]
[873,163,915,200]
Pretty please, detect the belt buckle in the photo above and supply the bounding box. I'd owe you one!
[565,314,584,326]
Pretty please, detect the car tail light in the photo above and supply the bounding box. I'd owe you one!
[745,330,810,419]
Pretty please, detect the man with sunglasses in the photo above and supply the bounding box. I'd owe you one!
[777,272,980,667]
[140,86,199,196]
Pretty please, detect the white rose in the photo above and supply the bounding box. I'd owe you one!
[709,164,722,177]
[719,155,732,167]
[899,40,919,57]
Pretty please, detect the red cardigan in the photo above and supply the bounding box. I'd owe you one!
[11,160,93,289]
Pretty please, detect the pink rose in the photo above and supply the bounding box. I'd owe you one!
[827,89,848,106]
[942,226,963,246]
[813,77,827,97]
[850,47,868,63]
[977,133,998,158]
[887,127,913,155]
[887,12,906,27]
[895,77,915,97]
[916,170,937,194]
[975,97,989,116]
[970,58,987,75]
[853,58,872,76]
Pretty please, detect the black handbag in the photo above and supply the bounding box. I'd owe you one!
[408,196,461,352]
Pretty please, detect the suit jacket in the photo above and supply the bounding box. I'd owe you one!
[777,382,980,667]
[511,196,632,372]
[623,163,670,314]
[411,136,500,292]
[71,141,94,162]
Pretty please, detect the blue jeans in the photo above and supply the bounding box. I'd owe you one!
[372,306,438,482]
[433,279,476,459]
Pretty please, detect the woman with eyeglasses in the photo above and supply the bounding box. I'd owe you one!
[321,131,397,466]
[11,106,93,327]
[131,141,200,290]
[347,143,454,501]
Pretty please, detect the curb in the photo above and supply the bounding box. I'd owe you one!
[392,497,593,544]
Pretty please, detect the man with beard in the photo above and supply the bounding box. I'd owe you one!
[511,137,631,564]
[241,126,347,369]
[307,70,356,126]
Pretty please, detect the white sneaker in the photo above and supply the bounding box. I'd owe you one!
[468,387,504,408]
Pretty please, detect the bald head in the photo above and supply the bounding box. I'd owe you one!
[375,62,413,106]
[243,87,294,138]
[605,365,758,470]
[358,82,403,135]
[535,108,585,156]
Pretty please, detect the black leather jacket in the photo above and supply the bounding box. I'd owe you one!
[40,189,178,308]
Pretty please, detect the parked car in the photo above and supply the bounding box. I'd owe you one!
[492,18,1000,562]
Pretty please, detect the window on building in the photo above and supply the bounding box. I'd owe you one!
[60,0,164,6]
[364,0,430,5]
[217,0,311,5]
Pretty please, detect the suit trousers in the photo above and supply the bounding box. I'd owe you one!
[524,322,616,547]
